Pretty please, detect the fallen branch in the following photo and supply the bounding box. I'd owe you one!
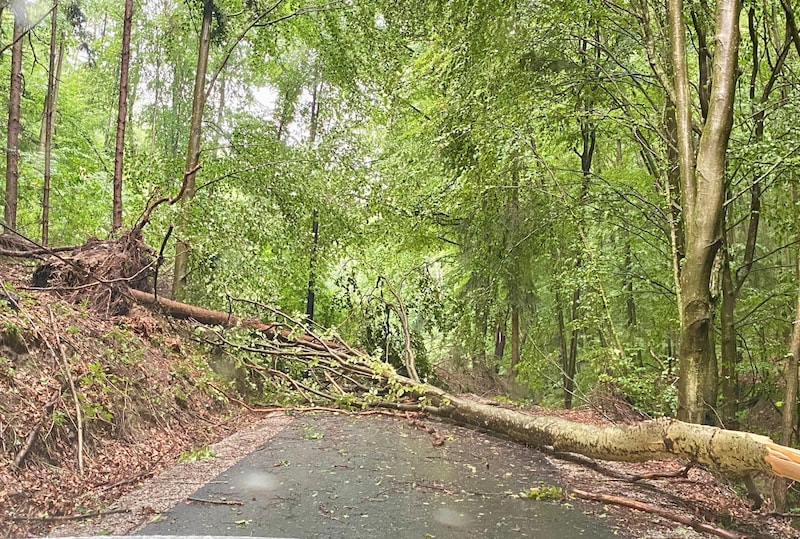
[547,451,692,482]
[50,306,84,475]
[6,508,130,522]
[12,395,58,468]
[186,497,243,506]
[133,164,202,234]
[570,488,742,539]
[98,454,165,491]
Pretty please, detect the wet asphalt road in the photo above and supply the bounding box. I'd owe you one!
[141,413,624,538]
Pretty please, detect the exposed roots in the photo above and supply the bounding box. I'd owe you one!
[32,230,155,316]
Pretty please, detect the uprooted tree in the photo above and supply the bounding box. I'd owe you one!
[14,229,800,486]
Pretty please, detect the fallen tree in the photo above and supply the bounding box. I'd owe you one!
[127,287,800,481]
[19,230,800,483]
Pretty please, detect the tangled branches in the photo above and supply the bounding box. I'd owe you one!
[195,301,424,411]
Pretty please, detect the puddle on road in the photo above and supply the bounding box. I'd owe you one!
[142,414,624,538]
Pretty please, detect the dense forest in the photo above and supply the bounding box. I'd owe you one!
[3,0,800,501]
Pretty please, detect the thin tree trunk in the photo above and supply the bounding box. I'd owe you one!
[3,3,25,234]
[305,210,319,321]
[556,288,569,388]
[305,69,321,320]
[510,304,520,374]
[565,287,580,409]
[217,70,226,126]
[172,0,213,298]
[664,103,684,322]
[624,239,636,327]
[506,154,521,378]
[168,62,183,154]
[112,0,134,233]
[150,51,162,150]
[308,66,321,145]
[561,54,595,409]
[41,0,59,245]
[775,183,800,511]
[720,246,738,427]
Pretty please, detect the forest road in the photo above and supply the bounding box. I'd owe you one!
[139,413,625,538]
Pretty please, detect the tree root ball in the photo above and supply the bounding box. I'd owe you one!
[33,231,156,316]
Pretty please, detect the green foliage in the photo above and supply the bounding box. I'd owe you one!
[179,445,217,462]
[518,484,564,501]
[302,425,324,440]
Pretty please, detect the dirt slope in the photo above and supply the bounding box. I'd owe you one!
[0,260,254,538]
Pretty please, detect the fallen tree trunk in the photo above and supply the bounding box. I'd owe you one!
[127,289,800,482]
[424,386,797,478]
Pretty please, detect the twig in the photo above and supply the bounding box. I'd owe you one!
[230,296,347,360]
[133,164,202,233]
[186,497,243,506]
[153,225,173,303]
[377,275,419,382]
[50,306,84,476]
[6,508,130,522]
[267,367,334,403]
[0,246,74,257]
[631,463,692,481]
[12,423,42,468]
[98,453,166,491]
[323,370,345,395]
[570,488,743,539]
[12,395,58,468]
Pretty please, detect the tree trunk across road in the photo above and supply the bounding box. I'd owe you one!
[129,289,800,483]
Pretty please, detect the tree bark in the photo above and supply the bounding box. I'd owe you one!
[3,2,25,234]
[172,0,213,298]
[41,0,59,246]
[493,312,506,361]
[112,0,134,234]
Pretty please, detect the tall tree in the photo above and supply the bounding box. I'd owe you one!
[172,0,214,298]
[112,0,135,233]
[668,0,742,423]
[3,1,26,234]
[41,0,60,245]
[305,67,321,321]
